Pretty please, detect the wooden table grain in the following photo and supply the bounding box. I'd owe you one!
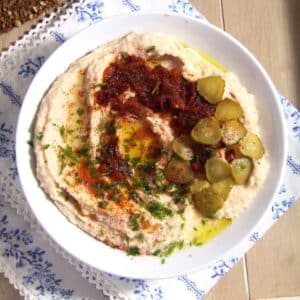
[1,1,299,299]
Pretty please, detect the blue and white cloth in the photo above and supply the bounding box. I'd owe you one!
[0,1,299,299]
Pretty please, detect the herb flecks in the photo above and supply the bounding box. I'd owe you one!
[42,144,50,150]
[166,240,184,256]
[36,132,43,141]
[58,145,79,173]
[146,45,156,53]
[127,246,140,256]
[59,125,65,137]
[129,214,140,231]
[152,249,161,256]
[98,200,108,208]
[76,108,84,116]
[144,201,173,220]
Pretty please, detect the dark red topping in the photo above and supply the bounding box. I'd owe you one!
[98,128,131,182]
[95,55,215,136]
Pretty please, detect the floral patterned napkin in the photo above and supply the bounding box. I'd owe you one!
[0,1,299,299]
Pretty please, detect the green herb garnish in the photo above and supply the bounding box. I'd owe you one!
[166,241,184,256]
[27,140,33,147]
[77,145,91,157]
[152,249,161,256]
[36,132,43,141]
[130,190,138,202]
[58,145,78,173]
[42,144,50,150]
[76,108,84,116]
[98,200,108,208]
[146,45,156,53]
[137,232,144,241]
[129,214,140,231]
[144,201,172,220]
[59,125,65,137]
[58,191,70,202]
[127,246,140,256]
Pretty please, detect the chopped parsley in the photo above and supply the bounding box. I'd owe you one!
[130,190,138,202]
[76,145,91,157]
[59,125,65,137]
[27,140,33,147]
[76,108,84,116]
[144,201,173,220]
[127,246,140,256]
[58,191,70,202]
[98,200,108,208]
[146,45,156,53]
[152,249,161,256]
[105,120,115,134]
[155,169,165,181]
[137,232,144,241]
[129,214,140,231]
[36,132,43,141]
[42,144,50,150]
[201,219,206,225]
[166,241,184,256]
[58,145,79,173]
[130,157,142,167]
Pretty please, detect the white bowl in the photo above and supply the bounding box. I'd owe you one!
[16,12,286,279]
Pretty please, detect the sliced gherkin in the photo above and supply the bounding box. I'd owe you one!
[215,99,243,121]
[231,157,253,184]
[190,179,210,193]
[165,158,194,184]
[197,76,225,104]
[191,117,221,145]
[210,178,233,200]
[205,157,232,183]
[221,120,247,145]
[238,133,265,159]
[193,188,224,217]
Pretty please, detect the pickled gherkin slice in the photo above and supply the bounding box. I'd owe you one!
[210,178,233,200]
[197,76,225,104]
[221,120,247,145]
[231,158,253,184]
[191,117,221,145]
[172,135,193,161]
[193,188,224,217]
[238,133,265,159]
[205,157,232,183]
[215,99,243,121]
[190,179,210,193]
[165,158,194,184]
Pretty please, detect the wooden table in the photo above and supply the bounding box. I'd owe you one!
[1,1,299,299]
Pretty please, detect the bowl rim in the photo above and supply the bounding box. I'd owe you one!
[16,11,287,279]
